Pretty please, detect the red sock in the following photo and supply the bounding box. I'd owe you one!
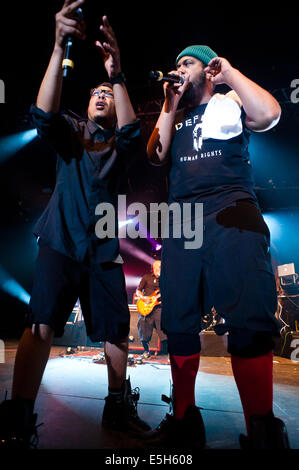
[170,353,200,420]
[231,351,273,435]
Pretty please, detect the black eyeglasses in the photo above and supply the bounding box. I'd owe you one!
[90,89,114,98]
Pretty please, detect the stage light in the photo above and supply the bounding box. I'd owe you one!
[263,213,282,241]
[20,128,38,142]
[118,218,134,228]
[0,128,38,163]
[277,263,298,287]
[0,266,30,305]
[135,220,163,250]
[124,275,142,288]
[262,211,299,274]
[119,239,154,265]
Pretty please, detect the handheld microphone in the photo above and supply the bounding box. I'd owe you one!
[149,70,184,84]
[62,8,84,78]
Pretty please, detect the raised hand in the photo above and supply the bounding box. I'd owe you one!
[55,0,86,49]
[162,70,190,110]
[95,16,121,79]
[204,57,234,85]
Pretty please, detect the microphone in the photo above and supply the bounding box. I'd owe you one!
[149,70,184,84]
[62,8,84,78]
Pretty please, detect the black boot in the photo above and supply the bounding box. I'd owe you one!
[239,411,290,449]
[102,377,151,434]
[135,393,206,449]
[0,397,40,449]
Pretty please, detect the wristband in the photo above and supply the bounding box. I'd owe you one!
[110,72,126,85]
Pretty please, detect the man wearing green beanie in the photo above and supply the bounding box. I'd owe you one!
[175,44,218,67]
[141,45,290,449]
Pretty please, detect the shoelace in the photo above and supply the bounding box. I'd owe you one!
[127,387,140,412]
[29,421,43,449]
[1,392,44,449]
[161,384,174,415]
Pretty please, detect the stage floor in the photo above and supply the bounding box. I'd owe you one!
[1,339,299,454]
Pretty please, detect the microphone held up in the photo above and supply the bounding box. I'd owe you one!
[149,70,184,84]
[62,8,84,78]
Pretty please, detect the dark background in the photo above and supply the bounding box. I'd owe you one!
[0,1,298,336]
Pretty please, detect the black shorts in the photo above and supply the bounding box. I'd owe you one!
[26,245,130,343]
[160,200,281,354]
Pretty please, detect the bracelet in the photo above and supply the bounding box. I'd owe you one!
[110,72,126,85]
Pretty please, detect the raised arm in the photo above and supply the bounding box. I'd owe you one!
[36,0,86,114]
[147,74,190,164]
[204,57,281,132]
[95,16,136,129]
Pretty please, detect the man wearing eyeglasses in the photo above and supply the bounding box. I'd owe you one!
[0,0,150,448]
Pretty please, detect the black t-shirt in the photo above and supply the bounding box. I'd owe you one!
[138,273,160,296]
[168,98,258,215]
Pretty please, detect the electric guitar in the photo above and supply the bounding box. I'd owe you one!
[136,290,161,317]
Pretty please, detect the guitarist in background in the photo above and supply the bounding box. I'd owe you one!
[135,261,168,358]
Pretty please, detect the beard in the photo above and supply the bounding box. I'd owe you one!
[180,70,207,107]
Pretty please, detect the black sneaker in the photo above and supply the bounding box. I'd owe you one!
[239,411,290,449]
[136,403,206,449]
[0,398,40,449]
[102,377,151,434]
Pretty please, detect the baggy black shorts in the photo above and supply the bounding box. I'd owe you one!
[26,245,130,343]
[160,200,281,356]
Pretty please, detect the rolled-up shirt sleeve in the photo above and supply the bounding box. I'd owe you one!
[30,104,80,161]
[115,119,141,165]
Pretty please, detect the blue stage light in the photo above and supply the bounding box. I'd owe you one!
[20,128,38,143]
[0,267,30,305]
[263,213,282,241]
[262,211,299,271]
[0,128,38,163]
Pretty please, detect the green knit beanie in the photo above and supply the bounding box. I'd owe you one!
[176,45,218,66]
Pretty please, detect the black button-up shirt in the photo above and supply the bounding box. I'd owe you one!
[30,105,140,264]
